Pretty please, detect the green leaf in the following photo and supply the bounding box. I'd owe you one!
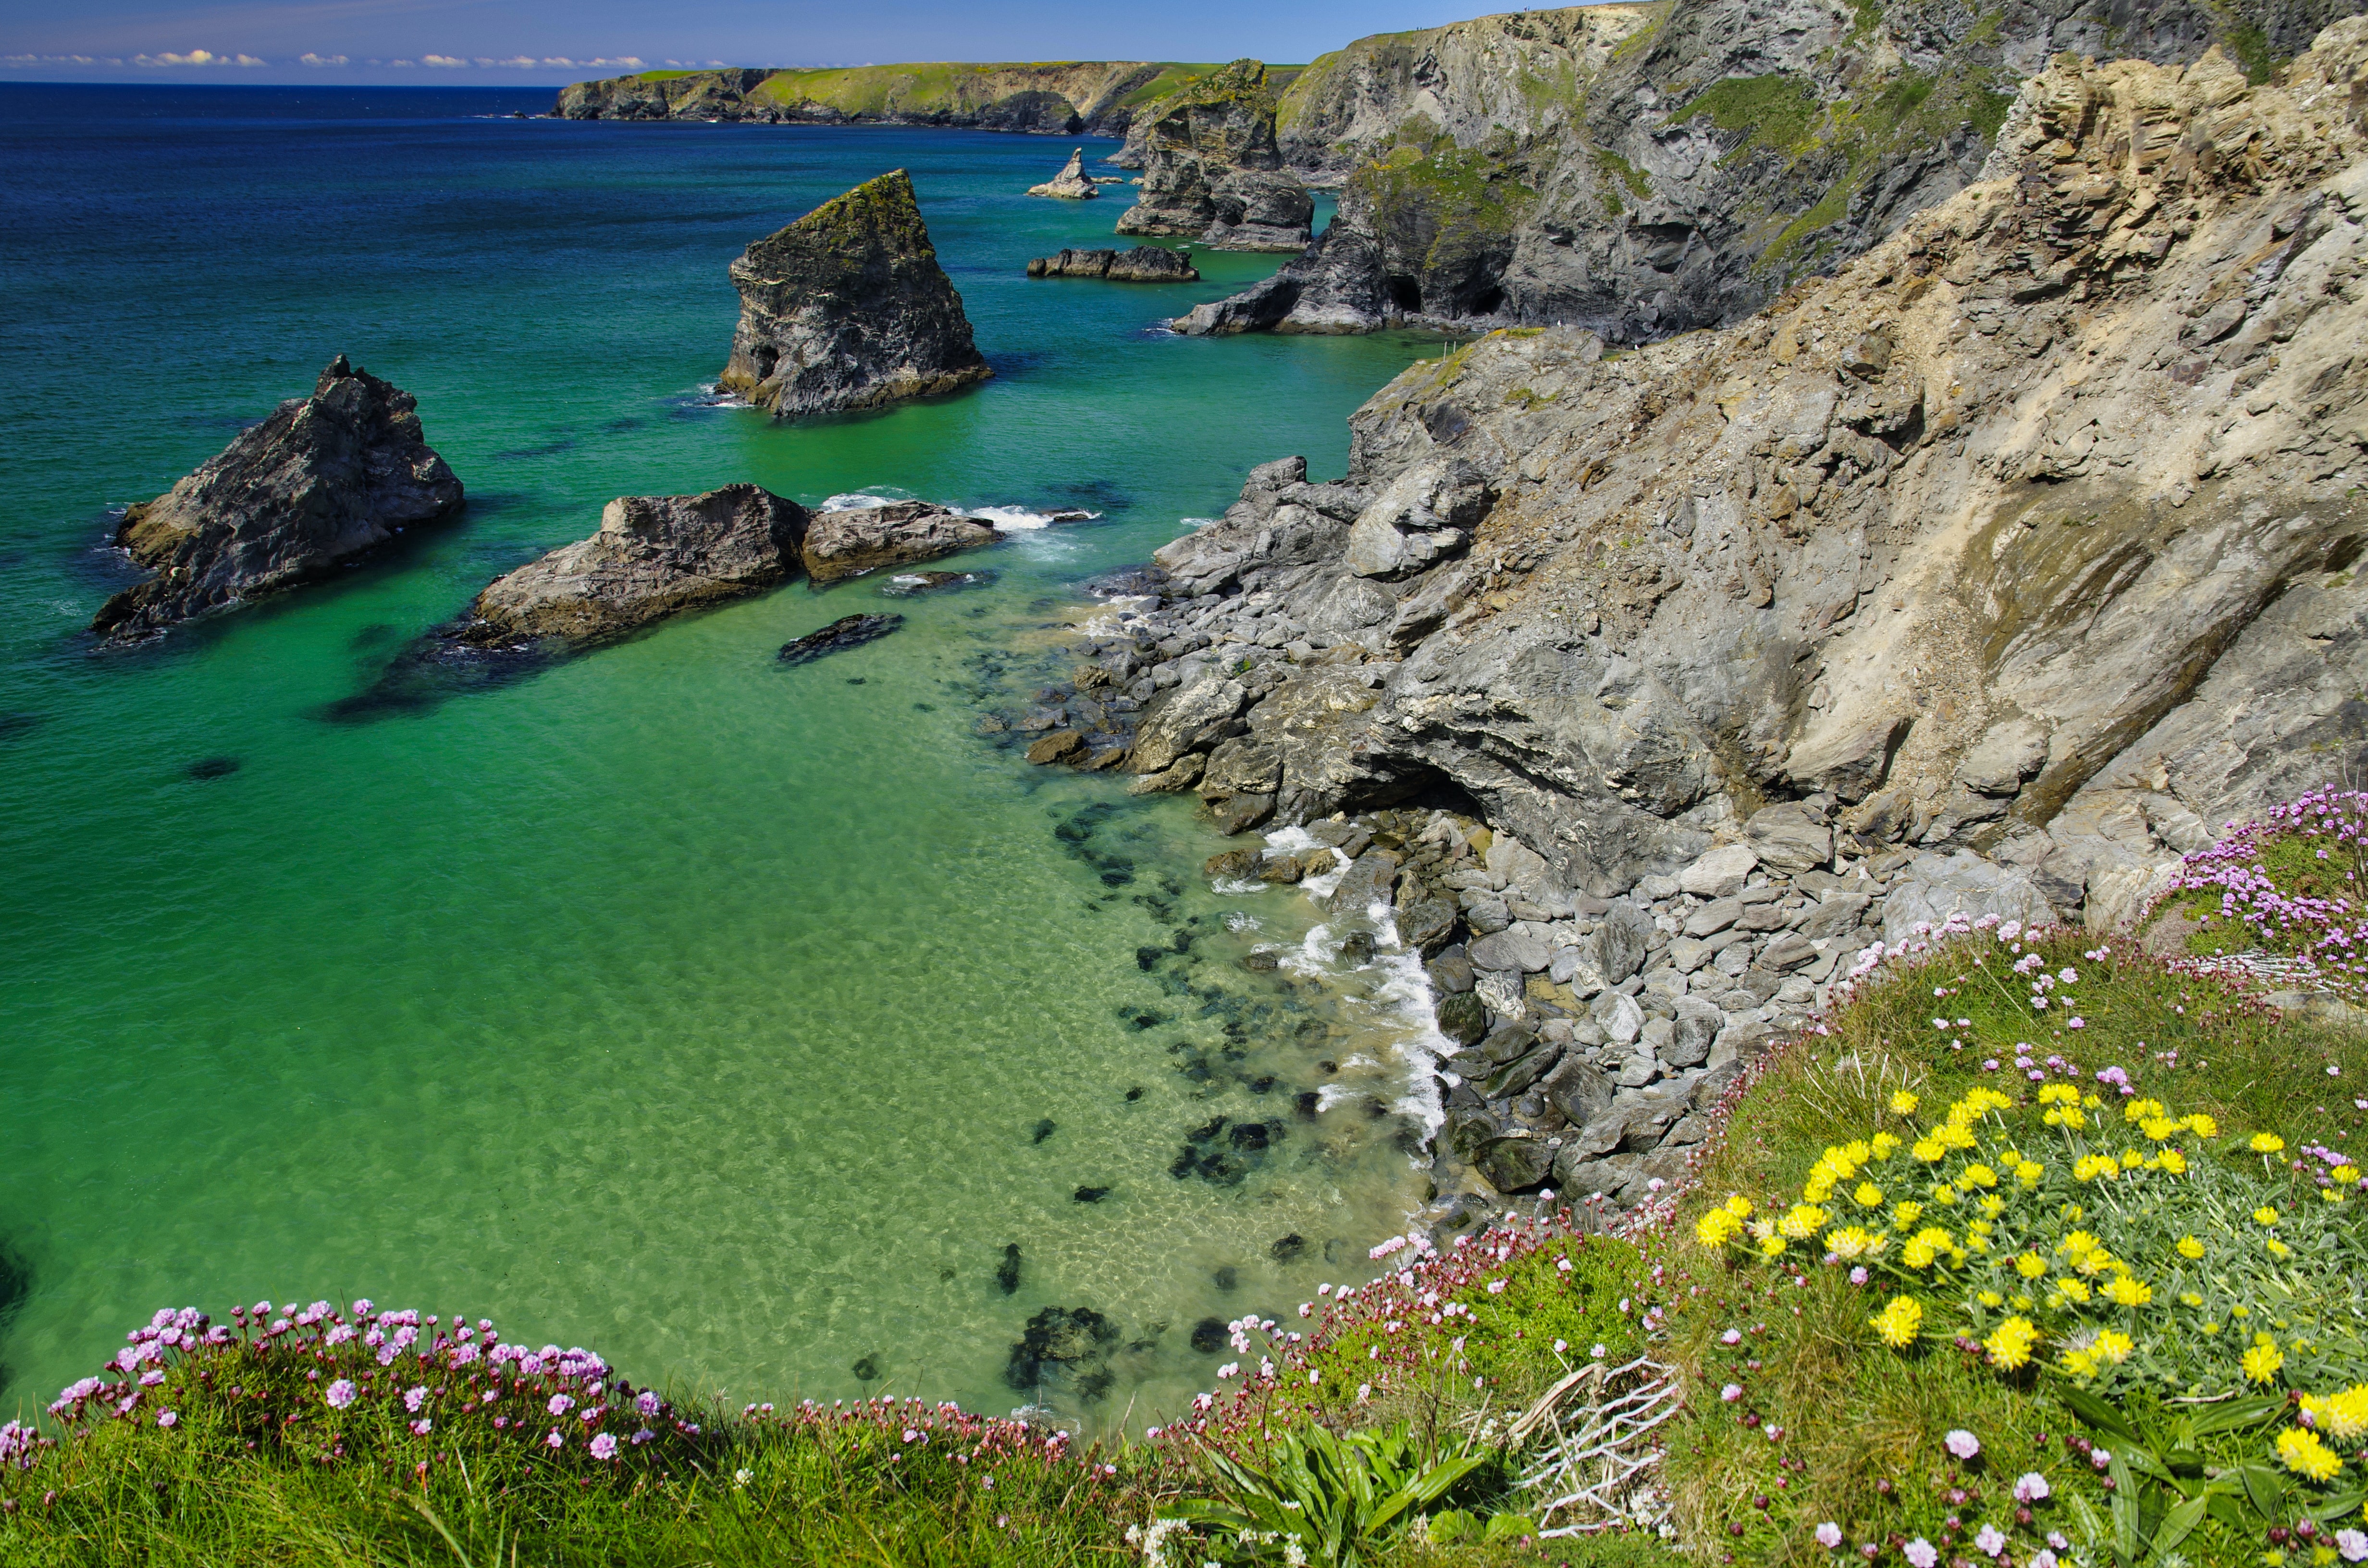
[2187,1397,2284,1437]
[2109,1452,2143,1567]
[1483,1511,1536,1543]
[2064,1386,2144,1445]
[2144,1492,2211,1565]
[2237,1463,2289,1522]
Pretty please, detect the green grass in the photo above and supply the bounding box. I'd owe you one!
[1675,73,1821,157]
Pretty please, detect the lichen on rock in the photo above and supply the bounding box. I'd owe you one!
[717,169,992,419]
[92,355,464,641]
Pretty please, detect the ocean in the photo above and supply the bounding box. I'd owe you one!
[0,83,1448,1430]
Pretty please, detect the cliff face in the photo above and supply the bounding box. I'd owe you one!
[717,169,992,419]
[93,356,464,641]
[1188,0,2365,337]
[1127,23,2368,928]
[1114,60,1315,251]
[554,62,1205,136]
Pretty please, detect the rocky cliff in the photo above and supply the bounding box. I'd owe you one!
[1081,23,2368,940]
[718,169,992,419]
[1115,60,1314,252]
[92,356,464,641]
[453,485,807,650]
[554,61,1210,136]
[1188,0,2364,337]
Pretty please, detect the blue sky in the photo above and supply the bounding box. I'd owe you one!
[1,0,1484,84]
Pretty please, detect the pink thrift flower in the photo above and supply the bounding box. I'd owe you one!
[589,1433,617,1460]
[1814,1521,1842,1549]
[1945,1428,1981,1459]
[547,1394,575,1417]
[2015,1471,2051,1502]
[545,1429,565,1449]
[1975,1523,2006,1557]
[1905,1540,1939,1568]
[156,1411,177,1429]
[325,1380,357,1410]
[1720,1383,1744,1403]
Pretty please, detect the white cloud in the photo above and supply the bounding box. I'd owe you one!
[422,54,466,67]
[2,53,101,66]
[129,49,267,67]
[388,59,414,67]
[298,53,347,67]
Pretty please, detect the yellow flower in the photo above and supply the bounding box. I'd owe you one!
[1725,1194,1753,1217]
[2180,1292,2204,1307]
[2074,1248,2116,1277]
[1932,1185,1959,1205]
[1824,1225,1886,1260]
[1802,1175,1835,1204]
[2325,1187,2349,1204]
[2334,1164,2360,1184]
[2073,1153,2121,1182]
[1890,1091,1920,1115]
[2253,1133,2288,1154]
[1891,1201,1925,1230]
[2176,1236,2206,1260]
[2057,1278,2093,1304]
[2093,1330,2135,1364]
[1871,1132,1900,1157]
[2037,1084,2081,1105]
[2141,1117,2180,1142]
[2186,1114,2219,1137]
[2244,1339,2286,1384]
[2016,1161,2046,1188]
[1777,1204,1829,1240]
[2124,1098,2166,1123]
[1936,1122,1978,1151]
[2061,1348,2098,1378]
[1960,1164,1999,1189]
[2316,1386,2368,1441]
[2120,1148,2145,1169]
[2160,1150,2188,1175]
[1871,1296,1923,1348]
[1912,1139,1945,1163]
[1853,1181,1885,1208]
[2104,1276,2153,1308]
[1985,1316,2040,1370]
[2015,1252,2048,1280]
[1902,1235,1939,1269]
[1758,1233,1787,1258]
[1695,1209,1742,1247]
[1976,1289,2004,1308]
[2233,1305,2252,1318]
[2059,1231,2100,1256]
[2278,1426,2343,1483]
[2044,1107,2089,1130]
[2269,1238,2293,1260]
[2255,1207,2281,1226]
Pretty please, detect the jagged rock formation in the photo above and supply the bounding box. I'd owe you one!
[554,61,1199,135]
[1026,246,1199,281]
[1187,0,2364,338]
[801,500,999,583]
[1029,148,1098,198]
[1115,60,1314,251]
[451,485,807,650]
[92,356,463,641]
[718,170,991,419]
[1063,25,2368,946]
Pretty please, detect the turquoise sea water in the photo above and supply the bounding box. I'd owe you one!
[0,85,1446,1429]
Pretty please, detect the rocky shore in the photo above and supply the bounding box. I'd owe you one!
[1009,24,2368,1232]
[718,170,991,419]
[92,356,464,641]
[1025,246,1199,282]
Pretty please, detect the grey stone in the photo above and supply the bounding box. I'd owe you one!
[1683,898,1743,938]
[1468,927,1551,974]
[1590,901,1653,983]
[1427,945,1476,993]
[1882,850,2057,945]
[1678,843,1758,897]
[1539,1054,1614,1126]
[1326,847,1402,915]
[1797,894,1873,940]
[1128,674,1246,774]
[1550,1148,1640,1199]
[1666,996,1722,1068]
[1592,990,1645,1045]
[1746,803,1834,873]
[1434,990,1488,1045]
[1479,1041,1563,1100]
[1475,1134,1556,1192]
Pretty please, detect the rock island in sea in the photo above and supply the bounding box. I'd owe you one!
[717,169,991,418]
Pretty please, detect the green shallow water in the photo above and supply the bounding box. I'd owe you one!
[0,85,1448,1429]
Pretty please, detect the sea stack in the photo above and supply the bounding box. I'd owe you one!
[91,356,464,640]
[451,485,809,650]
[1025,246,1199,282]
[1115,60,1311,252]
[718,169,992,419]
[1028,147,1098,198]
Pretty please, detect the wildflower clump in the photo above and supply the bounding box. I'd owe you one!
[1698,1078,2368,1399]
[2161,787,2368,993]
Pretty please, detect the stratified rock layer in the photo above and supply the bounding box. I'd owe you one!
[1079,26,2368,925]
[1026,246,1200,281]
[454,485,808,649]
[1029,148,1098,198]
[1115,61,1313,251]
[92,356,464,640]
[718,169,991,419]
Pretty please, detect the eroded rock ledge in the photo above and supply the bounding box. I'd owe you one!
[1115,60,1313,252]
[93,356,464,641]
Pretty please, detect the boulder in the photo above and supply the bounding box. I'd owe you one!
[1467,926,1550,974]
[1028,147,1099,199]
[1327,848,1402,916]
[1026,246,1199,281]
[1474,1134,1555,1192]
[1745,803,1834,874]
[454,484,805,649]
[1539,1054,1614,1126]
[717,169,991,418]
[1435,990,1488,1045]
[1677,843,1758,898]
[1128,674,1247,773]
[1666,996,1723,1068]
[801,501,999,583]
[1882,850,2058,944]
[94,355,464,639]
[1590,901,1653,983]
[1026,730,1086,765]
[1399,896,1459,956]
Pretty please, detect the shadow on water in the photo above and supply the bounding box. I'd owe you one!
[320,632,556,724]
[0,1237,30,1398]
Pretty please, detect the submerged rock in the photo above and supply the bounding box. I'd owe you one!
[452,484,807,650]
[717,169,992,419]
[1115,60,1311,252]
[777,613,905,664]
[880,568,998,596]
[93,355,464,640]
[1028,147,1099,199]
[802,500,999,583]
[1026,246,1200,282]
